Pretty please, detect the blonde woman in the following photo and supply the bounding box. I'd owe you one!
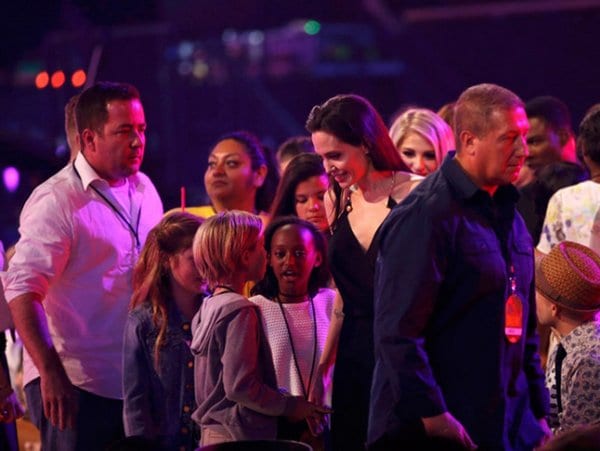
[389,108,455,176]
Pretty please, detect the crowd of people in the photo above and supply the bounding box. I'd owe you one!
[1,80,600,451]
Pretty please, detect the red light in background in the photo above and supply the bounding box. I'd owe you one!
[35,71,49,89]
[71,69,86,87]
[51,70,66,88]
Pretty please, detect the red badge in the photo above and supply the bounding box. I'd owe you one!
[505,293,523,343]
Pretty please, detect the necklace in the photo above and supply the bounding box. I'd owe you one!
[345,170,397,214]
[212,284,237,295]
[276,295,318,399]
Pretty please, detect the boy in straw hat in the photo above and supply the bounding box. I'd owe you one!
[536,241,600,434]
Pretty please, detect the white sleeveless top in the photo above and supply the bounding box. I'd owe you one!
[249,288,335,402]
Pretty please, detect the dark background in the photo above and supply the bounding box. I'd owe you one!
[1,0,600,246]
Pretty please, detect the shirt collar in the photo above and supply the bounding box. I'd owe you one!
[440,152,520,204]
[73,152,141,191]
[560,317,600,355]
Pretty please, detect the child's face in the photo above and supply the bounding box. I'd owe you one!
[246,233,267,282]
[294,174,329,233]
[269,224,322,298]
[169,247,206,297]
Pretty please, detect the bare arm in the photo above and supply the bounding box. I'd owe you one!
[318,290,343,372]
[309,290,343,407]
[8,293,77,430]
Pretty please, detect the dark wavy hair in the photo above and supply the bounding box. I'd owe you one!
[306,94,406,171]
[251,216,330,299]
[305,94,408,223]
[270,153,326,219]
[214,130,280,213]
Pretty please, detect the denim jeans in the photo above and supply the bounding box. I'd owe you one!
[25,378,124,451]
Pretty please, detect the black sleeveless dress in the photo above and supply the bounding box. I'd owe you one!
[328,198,395,451]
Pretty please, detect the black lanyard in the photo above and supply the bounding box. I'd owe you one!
[72,163,142,250]
[276,295,318,400]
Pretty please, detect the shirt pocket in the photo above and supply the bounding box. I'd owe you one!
[458,236,505,293]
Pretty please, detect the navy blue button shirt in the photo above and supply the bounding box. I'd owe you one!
[368,154,549,450]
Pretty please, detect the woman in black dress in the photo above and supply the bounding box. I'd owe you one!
[306,94,420,450]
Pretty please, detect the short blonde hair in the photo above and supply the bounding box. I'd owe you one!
[193,210,263,289]
[389,108,455,166]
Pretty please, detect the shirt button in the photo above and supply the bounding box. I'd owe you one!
[180,447,186,451]
[185,383,193,390]
[183,405,191,413]
[181,427,189,434]
[187,360,193,368]
[182,323,190,331]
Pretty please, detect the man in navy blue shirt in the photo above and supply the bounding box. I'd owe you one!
[368,83,550,450]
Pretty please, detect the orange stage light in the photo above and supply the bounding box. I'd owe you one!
[51,70,66,88]
[35,71,49,89]
[71,69,86,87]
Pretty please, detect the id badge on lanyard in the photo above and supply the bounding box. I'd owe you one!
[505,265,523,344]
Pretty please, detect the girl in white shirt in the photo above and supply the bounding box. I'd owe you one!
[250,216,335,448]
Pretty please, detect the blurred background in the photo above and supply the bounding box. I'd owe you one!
[1,0,600,247]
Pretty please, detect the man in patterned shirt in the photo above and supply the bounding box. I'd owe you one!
[536,240,600,434]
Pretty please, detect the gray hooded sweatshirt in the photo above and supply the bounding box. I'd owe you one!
[190,291,301,440]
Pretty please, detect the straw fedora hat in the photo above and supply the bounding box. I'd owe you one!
[536,241,600,312]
